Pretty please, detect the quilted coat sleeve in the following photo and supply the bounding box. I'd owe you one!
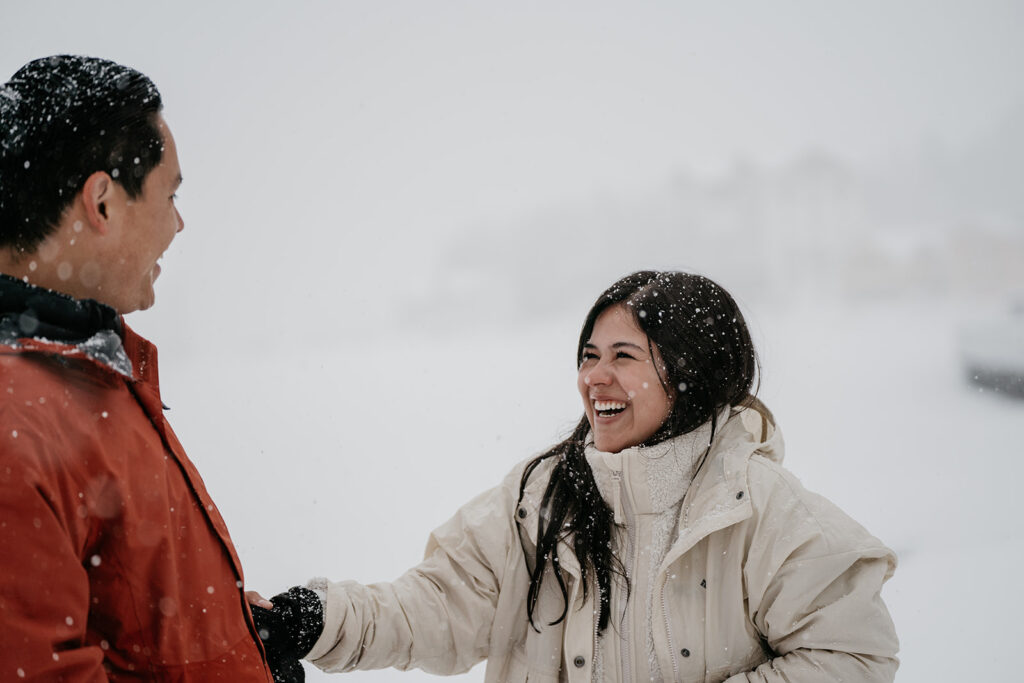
[306,468,522,675]
[726,458,899,683]
[0,430,107,681]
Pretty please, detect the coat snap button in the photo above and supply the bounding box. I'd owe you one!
[573,656,585,668]
[736,491,744,500]
[680,648,691,657]
[517,507,527,519]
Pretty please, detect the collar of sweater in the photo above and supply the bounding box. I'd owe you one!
[585,419,714,519]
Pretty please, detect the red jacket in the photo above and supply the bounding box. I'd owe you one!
[0,320,272,681]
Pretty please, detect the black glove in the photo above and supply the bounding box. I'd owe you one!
[251,586,325,683]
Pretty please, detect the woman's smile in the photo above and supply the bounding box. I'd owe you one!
[578,304,673,452]
[593,399,627,417]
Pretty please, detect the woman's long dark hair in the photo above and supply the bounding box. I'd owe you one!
[520,271,760,632]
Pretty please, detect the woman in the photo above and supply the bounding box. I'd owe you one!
[251,271,899,682]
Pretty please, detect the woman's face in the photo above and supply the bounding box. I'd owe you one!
[577,305,674,453]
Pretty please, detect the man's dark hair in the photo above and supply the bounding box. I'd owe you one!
[0,55,164,252]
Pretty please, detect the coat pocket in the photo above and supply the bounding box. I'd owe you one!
[503,651,561,683]
[501,651,530,683]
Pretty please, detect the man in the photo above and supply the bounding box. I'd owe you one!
[0,55,272,680]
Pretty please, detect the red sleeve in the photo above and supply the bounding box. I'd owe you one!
[0,434,108,682]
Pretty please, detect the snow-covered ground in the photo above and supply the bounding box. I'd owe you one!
[159,294,1024,682]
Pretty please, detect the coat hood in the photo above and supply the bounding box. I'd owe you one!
[735,399,784,465]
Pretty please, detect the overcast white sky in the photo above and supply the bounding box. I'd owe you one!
[3,0,1021,350]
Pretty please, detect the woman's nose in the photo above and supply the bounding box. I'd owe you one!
[585,362,612,386]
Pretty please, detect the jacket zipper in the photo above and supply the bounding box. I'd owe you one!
[611,470,634,683]
[660,493,697,682]
[661,579,680,680]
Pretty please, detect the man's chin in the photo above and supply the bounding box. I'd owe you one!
[136,292,157,312]
[121,288,157,315]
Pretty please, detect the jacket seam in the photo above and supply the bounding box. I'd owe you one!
[776,545,894,568]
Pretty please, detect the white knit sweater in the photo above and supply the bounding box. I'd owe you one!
[585,421,713,683]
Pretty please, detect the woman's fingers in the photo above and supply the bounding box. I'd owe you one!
[245,590,274,609]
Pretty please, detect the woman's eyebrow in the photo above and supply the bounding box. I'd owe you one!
[583,341,646,351]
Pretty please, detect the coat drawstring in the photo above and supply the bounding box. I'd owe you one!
[610,471,624,525]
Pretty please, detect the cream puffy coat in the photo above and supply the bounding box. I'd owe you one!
[308,407,899,682]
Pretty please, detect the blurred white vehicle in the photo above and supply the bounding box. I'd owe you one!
[959,298,1024,397]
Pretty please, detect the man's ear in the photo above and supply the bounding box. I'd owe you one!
[81,171,116,235]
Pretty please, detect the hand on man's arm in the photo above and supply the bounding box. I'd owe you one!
[249,586,324,683]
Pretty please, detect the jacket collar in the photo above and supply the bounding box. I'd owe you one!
[516,406,785,578]
[663,406,784,568]
[0,273,133,378]
[584,420,713,520]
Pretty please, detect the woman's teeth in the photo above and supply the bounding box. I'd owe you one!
[594,400,627,416]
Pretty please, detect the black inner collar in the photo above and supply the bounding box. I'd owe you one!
[0,272,122,342]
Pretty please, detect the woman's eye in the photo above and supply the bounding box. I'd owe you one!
[581,352,598,361]
[616,351,636,360]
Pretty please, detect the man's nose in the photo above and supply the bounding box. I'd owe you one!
[175,208,184,233]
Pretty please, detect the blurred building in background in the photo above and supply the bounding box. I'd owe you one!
[412,104,1024,329]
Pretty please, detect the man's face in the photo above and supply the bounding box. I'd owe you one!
[101,115,184,313]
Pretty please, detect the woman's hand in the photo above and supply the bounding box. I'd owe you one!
[249,586,325,683]
[246,590,274,610]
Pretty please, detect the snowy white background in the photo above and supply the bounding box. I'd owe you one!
[3,2,1023,680]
